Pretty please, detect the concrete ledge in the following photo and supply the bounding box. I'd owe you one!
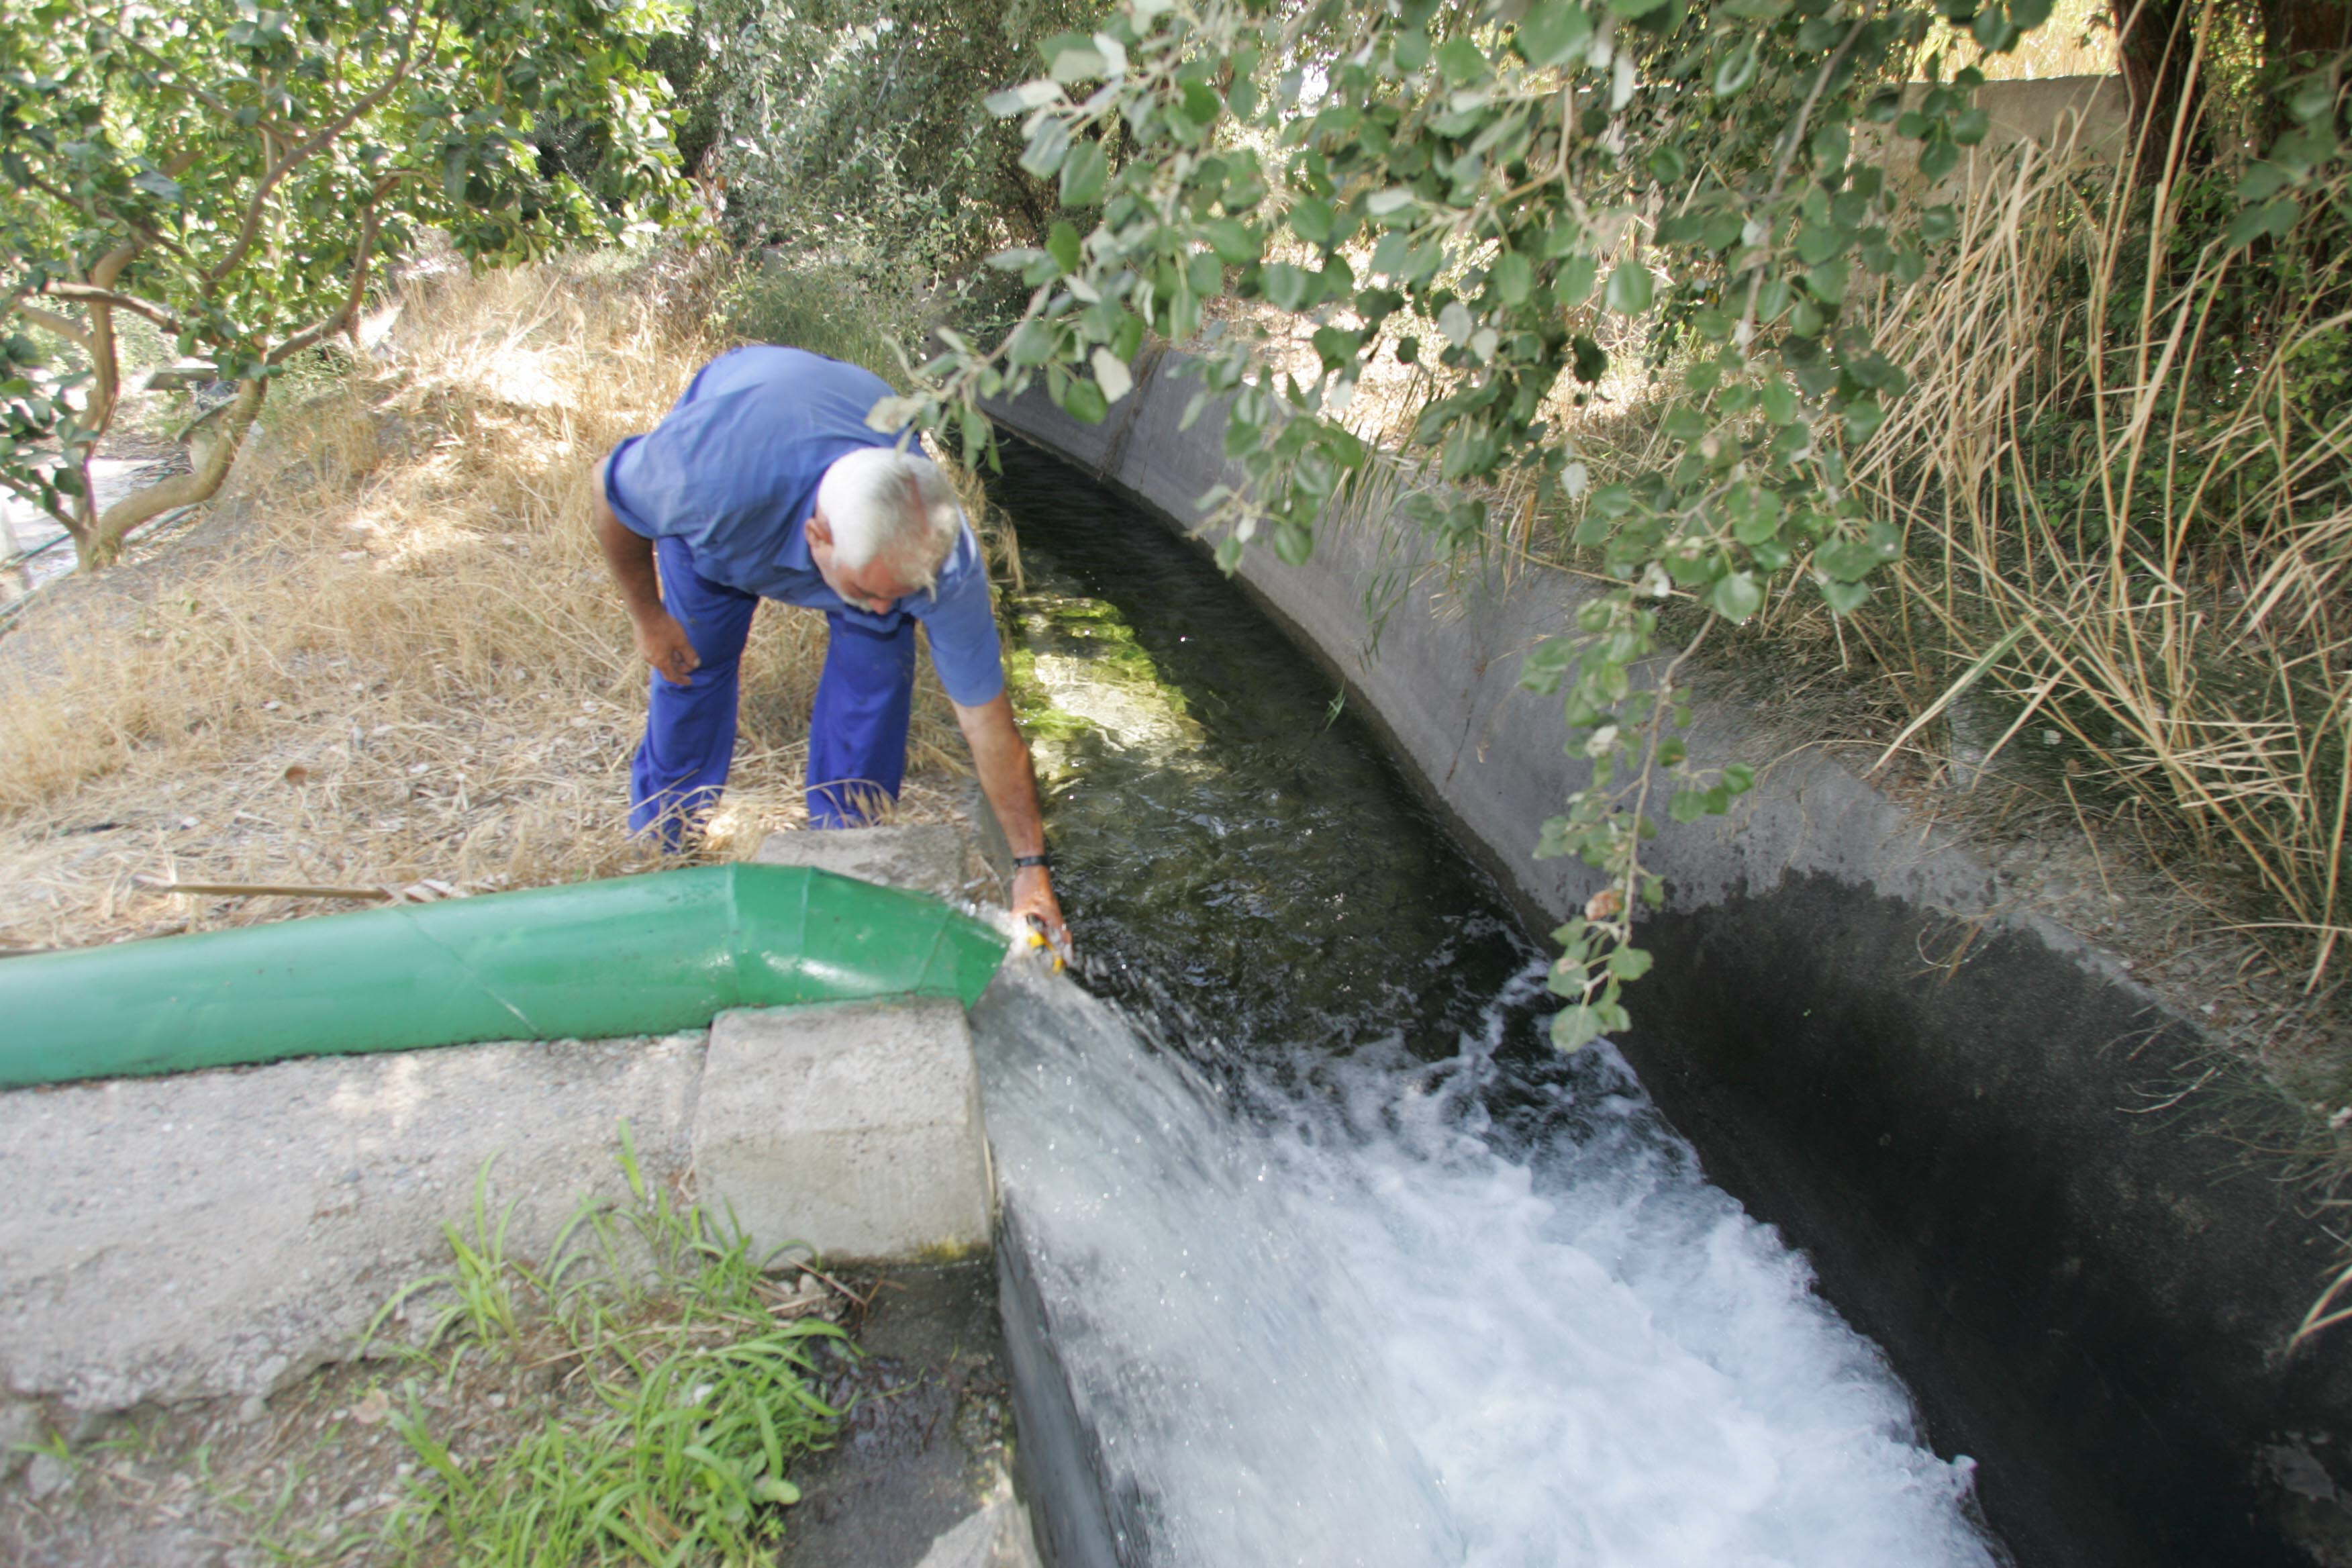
[0,1034,705,1412]
[695,999,993,1261]
[754,824,970,903]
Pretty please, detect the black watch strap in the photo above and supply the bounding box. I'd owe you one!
[1012,852,1053,871]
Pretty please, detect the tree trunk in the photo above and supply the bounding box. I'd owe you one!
[79,379,266,569]
[2110,0,2208,184]
[2265,0,2352,63]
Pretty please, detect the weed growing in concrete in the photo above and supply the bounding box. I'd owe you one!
[362,1126,848,1565]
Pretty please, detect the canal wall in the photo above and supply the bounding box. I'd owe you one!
[987,356,2352,1568]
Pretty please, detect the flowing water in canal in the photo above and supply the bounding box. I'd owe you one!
[971,443,2001,1568]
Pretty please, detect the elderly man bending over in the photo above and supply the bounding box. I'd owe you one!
[591,344,1066,945]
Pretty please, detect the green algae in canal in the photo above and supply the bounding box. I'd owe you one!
[987,444,1536,1060]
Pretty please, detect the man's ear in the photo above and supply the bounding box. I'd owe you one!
[805,512,832,552]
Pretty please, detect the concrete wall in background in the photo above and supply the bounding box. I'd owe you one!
[989,356,2352,1568]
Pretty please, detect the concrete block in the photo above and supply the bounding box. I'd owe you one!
[754,824,968,901]
[0,1034,706,1413]
[693,999,991,1260]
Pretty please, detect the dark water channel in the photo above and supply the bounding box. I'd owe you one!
[971,440,2004,1567]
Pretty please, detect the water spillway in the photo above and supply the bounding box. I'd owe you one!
[975,444,2003,1567]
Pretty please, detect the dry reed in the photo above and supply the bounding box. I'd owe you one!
[0,249,971,951]
[1836,97,2352,1018]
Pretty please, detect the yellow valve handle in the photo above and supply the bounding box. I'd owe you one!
[1025,914,1070,973]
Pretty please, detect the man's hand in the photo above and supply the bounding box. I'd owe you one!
[635,611,699,687]
[1014,864,1069,958]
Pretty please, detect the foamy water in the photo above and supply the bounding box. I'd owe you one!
[975,962,1999,1568]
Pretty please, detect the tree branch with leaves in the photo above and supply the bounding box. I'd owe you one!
[879,0,2069,1050]
[0,0,693,569]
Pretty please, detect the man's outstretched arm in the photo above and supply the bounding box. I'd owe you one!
[591,456,697,687]
[952,692,1069,950]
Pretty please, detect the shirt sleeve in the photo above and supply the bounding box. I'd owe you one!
[916,533,1006,707]
[601,435,665,540]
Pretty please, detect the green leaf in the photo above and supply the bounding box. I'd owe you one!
[1794,224,1843,266]
[1918,137,1961,181]
[1262,262,1313,311]
[1843,397,1887,444]
[1434,36,1489,85]
[1919,204,1958,244]
[2237,162,2290,202]
[1020,117,1071,179]
[1608,0,1671,17]
[2287,76,2336,126]
[1607,944,1654,981]
[1551,1005,1606,1052]
[1815,538,1880,581]
[1060,142,1109,206]
[1491,250,1534,305]
[1722,763,1756,794]
[1760,379,1799,425]
[1708,571,1763,622]
[1820,578,1870,616]
[1556,252,1598,306]
[1202,217,1259,262]
[1046,220,1081,275]
[2224,197,2301,250]
[1519,3,1596,65]
[1289,197,1334,246]
[985,81,1061,117]
[1048,42,1109,83]
[1091,348,1134,403]
[1605,260,1653,316]
[1061,377,1110,424]
[1811,121,1851,171]
[1008,320,1056,366]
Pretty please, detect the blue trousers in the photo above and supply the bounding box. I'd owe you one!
[629,535,917,844]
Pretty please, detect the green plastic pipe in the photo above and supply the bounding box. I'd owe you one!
[0,863,1008,1089]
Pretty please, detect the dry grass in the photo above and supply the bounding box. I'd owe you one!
[0,248,971,951]
[1835,113,2352,1016]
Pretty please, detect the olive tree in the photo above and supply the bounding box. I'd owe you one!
[1,0,691,568]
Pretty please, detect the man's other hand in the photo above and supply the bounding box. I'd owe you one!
[636,612,700,686]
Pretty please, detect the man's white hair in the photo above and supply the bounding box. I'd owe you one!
[815,446,963,592]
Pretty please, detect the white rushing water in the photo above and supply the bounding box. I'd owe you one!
[975,963,2001,1568]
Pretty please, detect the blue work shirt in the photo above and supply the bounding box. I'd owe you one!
[603,345,1005,706]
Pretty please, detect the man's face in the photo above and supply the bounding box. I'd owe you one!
[807,512,925,615]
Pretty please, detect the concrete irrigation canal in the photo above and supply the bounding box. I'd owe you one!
[3,395,2349,1567]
